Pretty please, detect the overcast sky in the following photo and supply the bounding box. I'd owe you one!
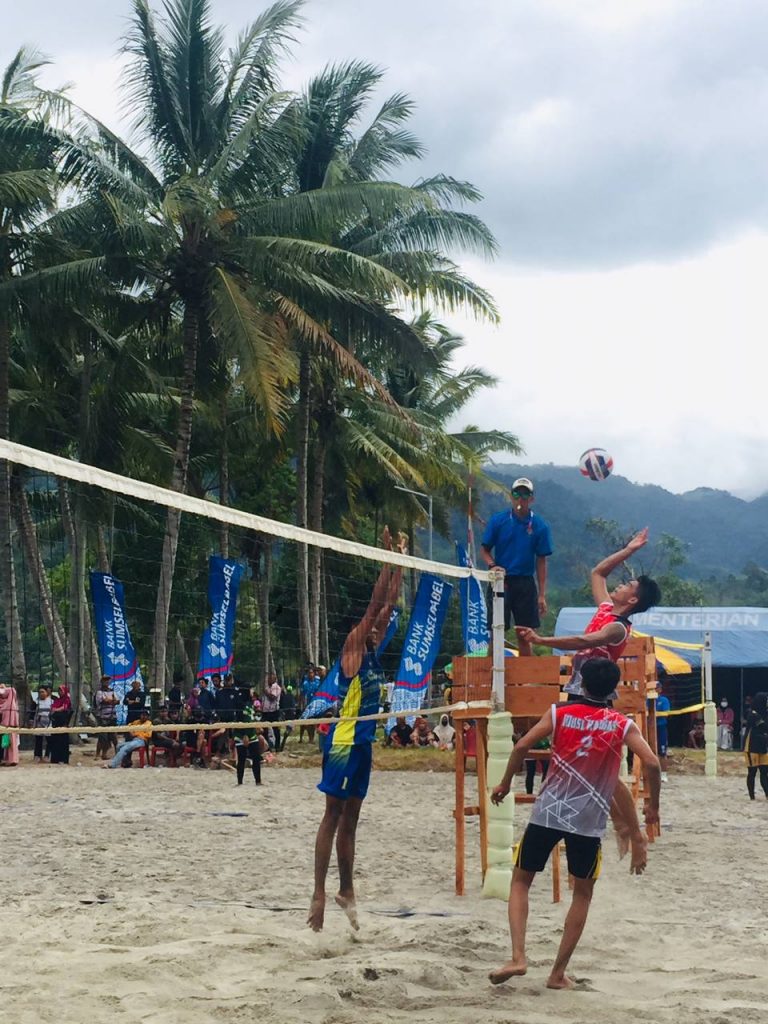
[5,0,768,496]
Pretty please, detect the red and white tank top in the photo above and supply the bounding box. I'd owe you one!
[564,601,631,696]
[529,702,633,837]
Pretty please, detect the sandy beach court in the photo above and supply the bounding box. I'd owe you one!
[2,757,767,1024]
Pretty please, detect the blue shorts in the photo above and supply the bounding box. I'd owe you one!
[318,743,373,801]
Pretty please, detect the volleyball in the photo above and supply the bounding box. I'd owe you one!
[579,448,614,481]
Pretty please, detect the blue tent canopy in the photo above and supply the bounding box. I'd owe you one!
[554,607,768,669]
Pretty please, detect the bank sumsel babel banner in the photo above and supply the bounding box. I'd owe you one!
[90,572,143,720]
[197,556,244,680]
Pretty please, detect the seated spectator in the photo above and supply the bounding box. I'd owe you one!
[411,717,432,747]
[151,707,184,763]
[389,716,413,748]
[103,711,152,769]
[687,718,705,749]
[431,714,455,751]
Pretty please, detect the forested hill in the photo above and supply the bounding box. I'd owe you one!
[466,463,768,587]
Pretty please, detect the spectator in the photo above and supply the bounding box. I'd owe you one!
[261,674,282,752]
[123,679,146,724]
[389,716,413,748]
[31,686,53,762]
[687,718,705,749]
[93,676,119,761]
[411,717,432,747]
[717,698,734,750]
[0,682,20,766]
[744,691,768,800]
[655,682,671,782]
[431,714,455,751]
[167,675,184,719]
[215,674,238,718]
[234,701,264,786]
[151,706,184,764]
[279,684,297,751]
[48,685,72,765]
[196,678,217,720]
[103,710,152,769]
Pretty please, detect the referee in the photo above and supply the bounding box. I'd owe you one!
[480,477,553,656]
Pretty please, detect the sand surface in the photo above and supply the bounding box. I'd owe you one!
[2,753,767,1024]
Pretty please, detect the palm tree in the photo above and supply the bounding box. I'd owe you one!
[0,47,63,693]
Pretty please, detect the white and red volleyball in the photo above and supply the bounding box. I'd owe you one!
[578,448,614,481]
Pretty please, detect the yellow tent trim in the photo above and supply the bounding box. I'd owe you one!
[634,629,704,651]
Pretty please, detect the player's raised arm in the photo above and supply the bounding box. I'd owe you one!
[590,528,649,604]
[341,527,399,678]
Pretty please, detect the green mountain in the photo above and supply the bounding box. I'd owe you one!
[462,463,768,589]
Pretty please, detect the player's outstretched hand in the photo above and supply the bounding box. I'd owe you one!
[396,531,409,556]
[626,527,649,553]
[515,626,540,645]
[381,525,392,550]
[491,783,510,805]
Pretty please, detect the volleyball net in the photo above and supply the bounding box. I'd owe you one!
[0,439,489,728]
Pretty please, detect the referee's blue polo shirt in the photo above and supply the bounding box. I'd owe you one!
[481,510,553,575]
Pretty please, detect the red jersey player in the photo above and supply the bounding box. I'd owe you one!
[489,657,661,990]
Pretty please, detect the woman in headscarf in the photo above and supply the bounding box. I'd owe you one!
[431,714,455,751]
[411,716,432,748]
[744,691,768,800]
[0,683,20,765]
[48,685,72,765]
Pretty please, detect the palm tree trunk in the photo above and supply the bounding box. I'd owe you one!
[151,303,199,694]
[308,432,327,661]
[175,628,195,689]
[296,347,313,663]
[219,392,229,558]
[0,318,27,692]
[14,475,70,682]
[320,552,330,668]
[254,535,273,685]
[60,480,87,714]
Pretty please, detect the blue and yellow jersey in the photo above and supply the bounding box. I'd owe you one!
[329,651,383,747]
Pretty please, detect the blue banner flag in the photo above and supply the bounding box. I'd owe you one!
[301,607,401,719]
[456,543,490,655]
[197,556,244,680]
[90,572,143,724]
[388,574,453,728]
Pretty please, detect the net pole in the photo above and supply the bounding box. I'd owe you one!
[703,631,717,778]
[491,567,505,710]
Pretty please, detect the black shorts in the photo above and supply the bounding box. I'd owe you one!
[514,823,602,880]
[486,575,539,630]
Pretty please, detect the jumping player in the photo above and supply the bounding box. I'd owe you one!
[489,658,661,990]
[516,527,661,870]
[307,527,406,932]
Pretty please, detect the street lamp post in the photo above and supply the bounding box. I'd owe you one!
[394,485,433,560]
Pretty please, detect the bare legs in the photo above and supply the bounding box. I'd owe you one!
[489,868,533,984]
[308,795,362,932]
[490,868,595,990]
[547,878,595,988]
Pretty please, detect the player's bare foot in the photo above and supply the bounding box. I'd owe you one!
[307,894,325,932]
[335,892,359,930]
[546,973,576,990]
[489,959,527,985]
[629,833,648,875]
